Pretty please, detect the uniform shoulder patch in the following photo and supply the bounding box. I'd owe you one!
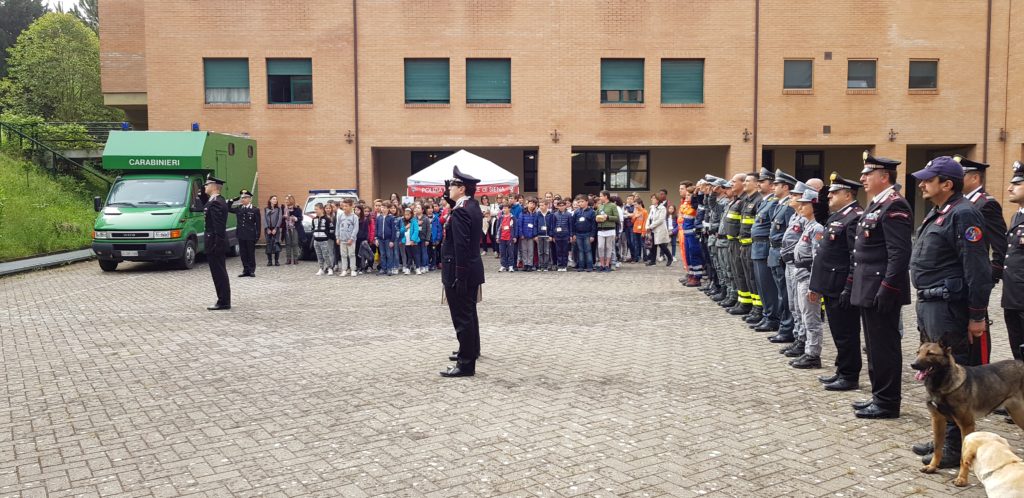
[964,226,983,242]
[888,211,909,219]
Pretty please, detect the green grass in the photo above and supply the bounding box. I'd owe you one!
[0,153,102,262]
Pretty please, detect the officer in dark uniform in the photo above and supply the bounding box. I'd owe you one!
[1004,161,1024,360]
[440,166,486,378]
[850,151,912,419]
[955,155,1006,366]
[738,174,763,323]
[202,175,231,310]
[229,189,261,278]
[907,156,993,467]
[809,173,864,392]
[767,170,797,340]
[750,167,780,332]
[722,176,746,312]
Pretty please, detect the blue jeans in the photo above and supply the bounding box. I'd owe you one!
[575,234,593,269]
[499,239,516,268]
[419,242,430,268]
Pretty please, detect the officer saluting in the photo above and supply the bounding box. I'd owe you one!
[440,166,486,377]
[1003,161,1024,360]
[908,156,993,468]
[850,151,912,419]
[202,175,231,310]
[809,173,864,392]
[229,189,261,278]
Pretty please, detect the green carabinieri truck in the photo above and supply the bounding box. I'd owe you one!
[91,131,257,271]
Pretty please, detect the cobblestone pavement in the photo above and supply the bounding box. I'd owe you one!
[0,256,1019,497]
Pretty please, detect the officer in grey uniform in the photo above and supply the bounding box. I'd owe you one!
[790,187,826,369]
[750,167,781,332]
[776,181,810,349]
[908,156,993,466]
[767,171,798,342]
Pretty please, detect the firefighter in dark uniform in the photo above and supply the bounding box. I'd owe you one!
[1004,161,1024,360]
[723,176,747,313]
[955,155,1006,366]
[229,189,261,278]
[850,151,912,419]
[809,173,863,392]
[738,174,764,323]
[440,166,486,378]
[767,170,797,342]
[750,167,780,332]
[202,174,231,310]
[907,156,994,467]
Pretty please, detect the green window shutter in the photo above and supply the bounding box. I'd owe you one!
[466,59,511,103]
[601,59,644,90]
[405,59,450,103]
[204,59,249,89]
[661,59,703,104]
[267,58,312,76]
[784,60,813,89]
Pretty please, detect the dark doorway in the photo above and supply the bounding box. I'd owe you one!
[795,150,823,182]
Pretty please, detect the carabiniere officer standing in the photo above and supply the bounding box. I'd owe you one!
[440,166,485,377]
[202,174,231,310]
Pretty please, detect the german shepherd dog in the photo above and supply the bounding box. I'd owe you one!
[911,342,1024,486]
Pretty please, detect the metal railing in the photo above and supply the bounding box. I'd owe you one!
[44,121,130,145]
[0,122,113,186]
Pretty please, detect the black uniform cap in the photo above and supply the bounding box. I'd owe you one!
[827,172,862,192]
[773,169,798,187]
[860,149,902,174]
[1011,160,1024,185]
[239,189,252,198]
[758,167,774,181]
[204,174,225,186]
[953,155,989,173]
[449,165,480,187]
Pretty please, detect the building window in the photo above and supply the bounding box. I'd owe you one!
[411,151,453,175]
[661,59,704,104]
[571,151,649,191]
[523,151,537,192]
[405,59,450,104]
[847,60,876,89]
[203,58,250,104]
[795,151,824,182]
[247,145,254,158]
[783,59,813,89]
[228,143,235,156]
[909,60,938,89]
[466,58,511,104]
[267,58,312,104]
[601,59,644,103]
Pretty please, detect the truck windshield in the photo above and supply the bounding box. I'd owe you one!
[107,179,188,207]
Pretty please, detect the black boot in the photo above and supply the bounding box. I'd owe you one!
[728,304,752,316]
[274,254,280,266]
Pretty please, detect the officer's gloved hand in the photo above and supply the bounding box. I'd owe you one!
[838,287,852,309]
[781,253,794,264]
[874,283,900,313]
[992,265,1003,284]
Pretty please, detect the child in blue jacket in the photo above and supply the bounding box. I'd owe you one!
[572,196,596,271]
[428,205,442,270]
[552,199,574,271]
[516,199,540,271]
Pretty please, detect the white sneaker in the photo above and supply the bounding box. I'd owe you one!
[316,269,324,276]
[351,270,357,277]
[498,267,506,272]
[327,268,334,276]
[415,268,422,275]
[403,268,410,275]
[508,267,515,273]
[558,268,567,272]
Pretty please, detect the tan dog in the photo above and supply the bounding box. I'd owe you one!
[962,432,1024,496]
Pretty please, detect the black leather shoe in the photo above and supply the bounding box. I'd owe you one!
[818,373,839,384]
[448,354,459,361]
[855,404,899,419]
[824,378,859,391]
[911,441,934,456]
[994,407,1009,416]
[768,334,795,343]
[748,318,765,329]
[791,354,821,369]
[1007,416,1016,424]
[719,299,737,308]
[921,449,960,468]
[728,305,751,316]
[207,304,231,311]
[755,323,780,332]
[851,399,873,410]
[784,342,805,358]
[745,314,762,324]
[440,364,475,377]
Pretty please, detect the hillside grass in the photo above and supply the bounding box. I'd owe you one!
[0,153,101,262]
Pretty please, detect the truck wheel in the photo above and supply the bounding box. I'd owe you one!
[98,260,118,272]
[177,239,197,270]
[226,243,239,257]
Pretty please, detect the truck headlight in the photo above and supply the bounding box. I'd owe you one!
[93,231,109,239]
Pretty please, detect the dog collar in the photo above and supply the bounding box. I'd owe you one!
[980,460,1020,481]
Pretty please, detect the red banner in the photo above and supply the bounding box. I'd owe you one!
[408,184,519,197]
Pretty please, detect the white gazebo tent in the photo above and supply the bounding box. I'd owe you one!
[407,149,520,197]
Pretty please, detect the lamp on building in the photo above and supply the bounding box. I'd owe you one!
[742,128,751,142]
[345,130,355,144]
[550,129,560,143]
[888,128,898,142]
[999,128,1007,142]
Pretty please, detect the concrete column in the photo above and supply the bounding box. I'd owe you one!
[538,144,572,198]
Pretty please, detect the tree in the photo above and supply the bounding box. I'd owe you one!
[69,0,98,34]
[5,12,122,121]
[0,0,47,77]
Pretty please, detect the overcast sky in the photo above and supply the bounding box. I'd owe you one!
[46,0,79,11]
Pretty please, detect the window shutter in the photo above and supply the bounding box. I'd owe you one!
[601,59,644,91]
[405,59,450,103]
[267,58,312,76]
[204,59,250,89]
[661,59,703,104]
[466,59,511,103]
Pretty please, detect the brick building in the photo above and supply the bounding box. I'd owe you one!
[99,0,1024,220]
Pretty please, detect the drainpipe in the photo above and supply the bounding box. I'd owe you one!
[983,0,992,162]
[352,0,362,194]
[752,0,760,169]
